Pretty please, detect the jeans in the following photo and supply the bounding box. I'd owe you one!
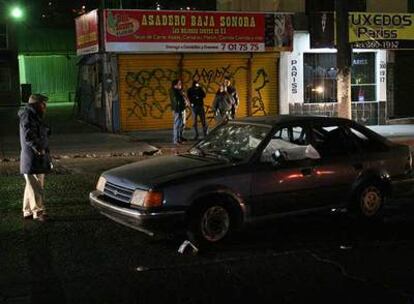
[173,111,184,144]
[192,106,207,138]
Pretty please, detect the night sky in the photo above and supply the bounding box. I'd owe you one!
[12,0,216,28]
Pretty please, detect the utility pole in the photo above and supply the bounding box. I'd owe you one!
[335,0,352,119]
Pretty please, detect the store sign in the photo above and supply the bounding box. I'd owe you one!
[349,12,414,49]
[103,9,293,53]
[76,9,99,55]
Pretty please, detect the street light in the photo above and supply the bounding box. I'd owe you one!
[10,6,23,20]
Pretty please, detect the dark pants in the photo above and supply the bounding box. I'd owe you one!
[192,106,207,138]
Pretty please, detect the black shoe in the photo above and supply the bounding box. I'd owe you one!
[34,214,47,222]
[181,137,188,142]
[23,214,33,220]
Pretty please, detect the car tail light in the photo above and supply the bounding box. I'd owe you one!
[143,191,163,208]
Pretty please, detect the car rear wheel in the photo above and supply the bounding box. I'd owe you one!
[353,183,385,219]
[187,202,233,247]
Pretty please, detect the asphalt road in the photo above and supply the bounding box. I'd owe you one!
[1,156,414,304]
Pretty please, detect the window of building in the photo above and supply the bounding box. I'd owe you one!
[351,52,376,102]
[409,0,414,13]
[303,52,377,103]
[0,24,7,49]
[0,68,11,91]
[305,0,365,13]
[304,53,337,103]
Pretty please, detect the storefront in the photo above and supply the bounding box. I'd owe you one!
[75,9,293,132]
[280,32,388,125]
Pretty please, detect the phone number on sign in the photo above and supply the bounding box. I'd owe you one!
[352,41,400,49]
[220,43,263,52]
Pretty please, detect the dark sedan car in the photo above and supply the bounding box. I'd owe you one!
[90,116,413,246]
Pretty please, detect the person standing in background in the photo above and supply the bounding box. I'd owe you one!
[224,76,239,119]
[170,79,187,145]
[212,84,232,125]
[18,94,52,222]
[187,80,207,140]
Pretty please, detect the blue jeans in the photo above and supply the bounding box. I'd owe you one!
[173,111,184,144]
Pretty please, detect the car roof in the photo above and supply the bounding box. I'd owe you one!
[234,115,353,127]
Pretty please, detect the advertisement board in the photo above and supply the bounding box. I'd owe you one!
[350,12,414,49]
[104,9,293,53]
[75,9,99,55]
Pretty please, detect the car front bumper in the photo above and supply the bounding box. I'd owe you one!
[89,190,186,236]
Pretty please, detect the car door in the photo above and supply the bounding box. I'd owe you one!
[308,122,362,207]
[250,123,321,216]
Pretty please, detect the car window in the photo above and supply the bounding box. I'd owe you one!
[274,126,308,145]
[347,126,387,153]
[191,123,271,162]
[310,124,358,158]
[261,125,319,162]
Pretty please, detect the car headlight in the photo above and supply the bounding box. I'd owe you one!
[96,176,106,192]
[131,189,163,208]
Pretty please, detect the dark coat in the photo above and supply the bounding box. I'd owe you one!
[187,86,206,108]
[18,105,52,175]
[169,88,186,112]
[226,85,239,106]
[212,92,232,114]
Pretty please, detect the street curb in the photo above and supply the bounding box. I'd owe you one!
[0,143,194,163]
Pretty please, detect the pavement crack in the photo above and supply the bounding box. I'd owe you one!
[308,250,367,283]
[308,250,414,302]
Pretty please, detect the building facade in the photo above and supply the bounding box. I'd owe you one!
[77,0,414,131]
[221,0,414,124]
[76,9,292,131]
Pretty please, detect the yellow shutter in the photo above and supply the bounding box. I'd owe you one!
[182,53,249,128]
[250,53,279,116]
[118,54,181,131]
[118,52,279,131]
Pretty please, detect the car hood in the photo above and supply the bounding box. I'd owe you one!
[103,154,230,190]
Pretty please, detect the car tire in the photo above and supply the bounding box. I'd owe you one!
[187,201,234,248]
[352,182,385,219]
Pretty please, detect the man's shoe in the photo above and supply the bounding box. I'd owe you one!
[181,137,188,142]
[34,214,47,222]
[23,214,33,220]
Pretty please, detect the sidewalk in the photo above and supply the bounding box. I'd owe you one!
[0,103,413,161]
[0,103,195,160]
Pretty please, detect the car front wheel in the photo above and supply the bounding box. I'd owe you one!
[188,202,233,247]
[354,183,385,219]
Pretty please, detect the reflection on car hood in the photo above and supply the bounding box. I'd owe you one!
[103,154,228,189]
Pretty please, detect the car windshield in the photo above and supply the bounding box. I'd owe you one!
[190,122,271,162]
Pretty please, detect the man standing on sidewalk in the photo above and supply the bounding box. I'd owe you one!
[170,79,187,145]
[187,80,207,140]
[18,94,52,222]
[224,76,239,119]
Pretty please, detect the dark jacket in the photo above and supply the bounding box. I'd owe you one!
[18,105,51,174]
[187,86,206,108]
[169,88,186,112]
[226,85,239,106]
[212,91,232,114]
